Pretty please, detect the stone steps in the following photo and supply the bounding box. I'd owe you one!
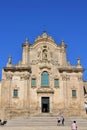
[6,116,87,127]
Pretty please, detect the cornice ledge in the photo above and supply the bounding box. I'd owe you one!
[3,66,31,72]
[58,67,85,72]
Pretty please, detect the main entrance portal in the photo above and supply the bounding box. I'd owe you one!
[41,97,50,113]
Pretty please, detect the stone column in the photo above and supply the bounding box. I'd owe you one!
[1,73,13,108]
[62,74,70,110]
[21,73,30,110]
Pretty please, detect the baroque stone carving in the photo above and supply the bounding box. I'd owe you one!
[62,75,70,81]
[42,49,47,60]
[37,88,54,94]
[51,59,59,65]
[20,74,30,80]
[5,73,13,80]
[78,76,82,81]
[31,60,38,65]
[37,49,41,59]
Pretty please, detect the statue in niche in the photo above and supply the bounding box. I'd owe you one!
[42,49,47,60]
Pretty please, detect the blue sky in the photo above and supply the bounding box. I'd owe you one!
[0,0,87,80]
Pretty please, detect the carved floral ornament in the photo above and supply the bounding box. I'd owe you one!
[20,74,30,80]
[5,72,30,80]
[31,58,59,66]
[62,75,70,81]
[5,73,13,80]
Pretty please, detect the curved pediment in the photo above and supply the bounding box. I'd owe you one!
[35,32,55,43]
[31,32,57,48]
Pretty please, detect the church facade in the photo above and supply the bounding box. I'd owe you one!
[0,32,85,118]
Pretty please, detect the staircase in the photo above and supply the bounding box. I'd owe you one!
[6,116,87,127]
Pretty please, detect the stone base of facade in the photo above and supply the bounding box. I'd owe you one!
[0,107,86,119]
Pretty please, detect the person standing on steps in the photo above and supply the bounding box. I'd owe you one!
[61,116,64,125]
[57,116,61,126]
[71,121,77,130]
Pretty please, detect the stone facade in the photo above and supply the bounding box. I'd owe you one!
[83,81,87,100]
[0,32,86,118]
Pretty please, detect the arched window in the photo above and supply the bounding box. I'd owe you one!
[41,71,49,87]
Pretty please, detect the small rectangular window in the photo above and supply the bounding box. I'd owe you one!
[54,79,59,87]
[72,90,76,97]
[31,78,36,87]
[13,89,18,97]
